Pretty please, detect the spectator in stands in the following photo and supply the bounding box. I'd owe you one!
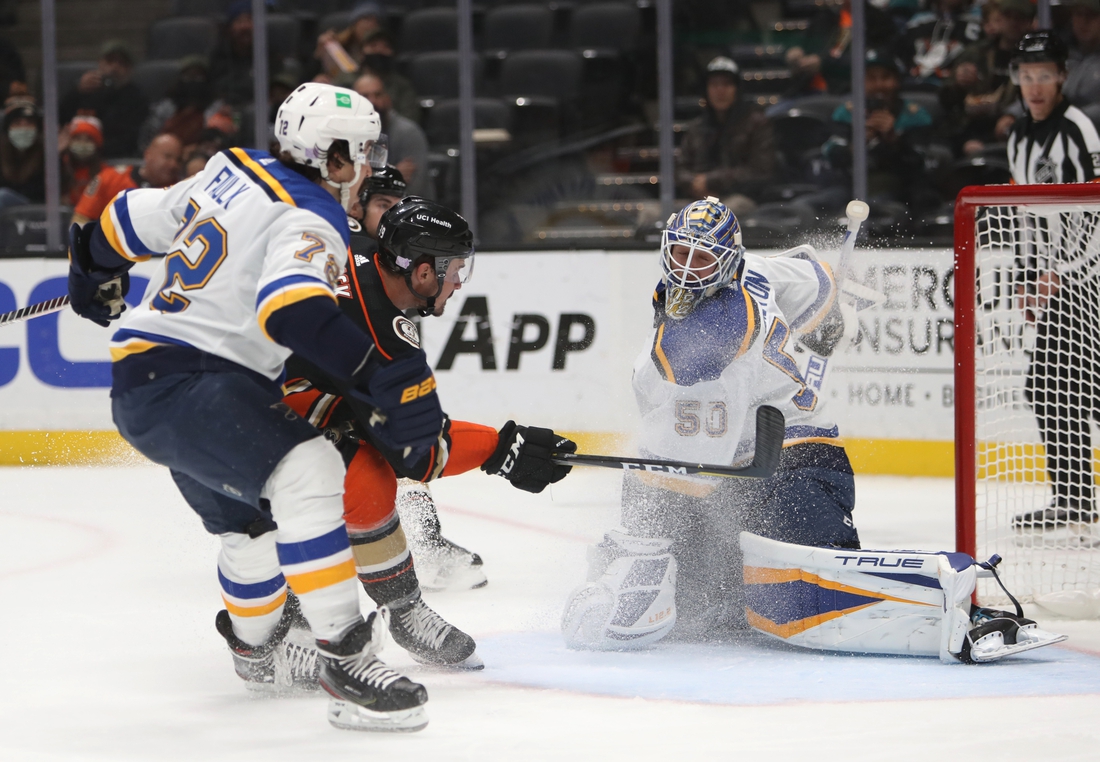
[210,0,283,109]
[71,133,182,226]
[675,57,775,208]
[138,56,215,152]
[904,0,983,86]
[355,72,431,198]
[60,116,103,207]
[1065,0,1100,113]
[786,0,900,95]
[59,40,148,159]
[940,0,1034,157]
[357,29,420,124]
[183,151,210,179]
[820,50,936,212]
[316,2,385,80]
[0,99,42,207]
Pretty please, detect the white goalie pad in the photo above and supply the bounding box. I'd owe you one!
[561,531,677,651]
[739,532,1066,664]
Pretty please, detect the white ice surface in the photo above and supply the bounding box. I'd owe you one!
[1,466,1099,761]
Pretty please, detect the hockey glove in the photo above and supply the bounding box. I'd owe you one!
[68,222,130,327]
[481,421,577,494]
[346,349,445,456]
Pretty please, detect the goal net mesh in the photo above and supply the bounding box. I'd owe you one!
[970,201,1100,612]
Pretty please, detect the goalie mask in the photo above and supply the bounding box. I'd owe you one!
[660,197,744,320]
[377,197,475,317]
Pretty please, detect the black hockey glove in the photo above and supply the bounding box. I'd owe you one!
[345,349,444,456]
[67,222,130,327]
[481,421,577,494]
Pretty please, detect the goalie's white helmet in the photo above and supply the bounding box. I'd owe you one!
[275,83,385,209]
[660,196,744,320]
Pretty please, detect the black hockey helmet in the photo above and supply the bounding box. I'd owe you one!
[377,197,474,316]
[358,163,407,208]
[1011,31,1069,81]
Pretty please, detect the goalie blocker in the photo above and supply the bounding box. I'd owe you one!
[740,532,1066,663]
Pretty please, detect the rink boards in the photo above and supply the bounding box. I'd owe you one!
[0,250,959,475]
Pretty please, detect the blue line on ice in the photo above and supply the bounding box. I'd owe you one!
[473,632,1100,704]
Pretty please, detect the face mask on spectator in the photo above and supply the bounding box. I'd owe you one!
[69,137,97,159]
[8,126,36,150]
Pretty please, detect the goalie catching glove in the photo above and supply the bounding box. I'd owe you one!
[481,421,576,493]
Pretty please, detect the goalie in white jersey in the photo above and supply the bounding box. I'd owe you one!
[66,83,440,732]
[563,197,1067,663]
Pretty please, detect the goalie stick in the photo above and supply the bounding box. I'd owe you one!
[552,405,785,480]
[0,295,70,328]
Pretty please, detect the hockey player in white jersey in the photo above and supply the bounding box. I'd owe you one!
[562,197,1066,663]
[66,83,437,731]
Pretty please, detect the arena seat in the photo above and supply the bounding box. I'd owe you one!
[400,8,459,55]
[570,2,641,53]
[131,60,183,104]
[423,98,512,147]
[484,5,554,54]
[145,17,219,61]
[408,52,485,102]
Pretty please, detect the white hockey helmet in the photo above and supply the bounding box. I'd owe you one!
[275,83,385,209]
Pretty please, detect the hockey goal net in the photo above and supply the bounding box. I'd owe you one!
[956,183,1100,617]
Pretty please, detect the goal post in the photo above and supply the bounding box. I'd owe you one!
[955,183,1100,618]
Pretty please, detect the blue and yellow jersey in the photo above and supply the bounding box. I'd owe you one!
[634,253,842,467]
[104,148,350,385]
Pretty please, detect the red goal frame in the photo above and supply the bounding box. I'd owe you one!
[954,182,1100,558]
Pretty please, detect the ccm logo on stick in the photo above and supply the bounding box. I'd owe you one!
[835,555,925,568]
[400,376,437,403]
[621,463,688,474]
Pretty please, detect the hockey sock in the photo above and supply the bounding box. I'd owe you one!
[218,532,287,647]
[264,437,361,641]
[350,514,421,606]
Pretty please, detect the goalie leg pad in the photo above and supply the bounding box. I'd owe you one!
[562,530,677,650]
[741,533,1068,663]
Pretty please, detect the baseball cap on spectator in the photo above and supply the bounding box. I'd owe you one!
[70,115,103,148]
[226,0,257,23]
[996,0,1037,19]
[351,2,384,22]
[705,56,740,82]
[3,98,40,129]
[865,48,904,76]
[99,39,134,67]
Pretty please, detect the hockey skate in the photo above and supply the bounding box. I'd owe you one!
[396,481,487,591]
[318,610,429,732]
[1012,502,1099,547]
[388,592,483,670]
[215,596,321,693]
[956,606,1068,664]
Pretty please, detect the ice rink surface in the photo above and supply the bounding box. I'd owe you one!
[2,465,1099,761]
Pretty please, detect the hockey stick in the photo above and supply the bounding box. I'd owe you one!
[553,405,785,480]
[0,295,70,328]
[801,199,870,392]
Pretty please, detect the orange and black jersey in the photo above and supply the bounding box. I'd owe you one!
[284,229,498,482]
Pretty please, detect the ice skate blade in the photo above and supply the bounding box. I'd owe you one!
[418,567,488,593]
[243,680,321,695]
[969,629,1068,663]
[326,699,428,732]
[410,650,485,671]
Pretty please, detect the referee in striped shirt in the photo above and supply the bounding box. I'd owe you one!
[1007,31,1100,183]
[1009,31,1100,533]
